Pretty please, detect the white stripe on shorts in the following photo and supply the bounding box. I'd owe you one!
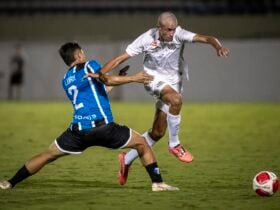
[54,139,82,155]
[119,128,132,149]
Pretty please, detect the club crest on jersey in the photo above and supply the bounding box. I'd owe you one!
[151,41,158,49]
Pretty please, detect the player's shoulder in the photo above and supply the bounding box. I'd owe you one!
[88,59,101,68]
[174,26,196,43]
[136,28,158,45]
[175,25,196,35]
[145,28,158,39]
[63,65,75,79]
[87,59,102,72]
[175,26,186,34]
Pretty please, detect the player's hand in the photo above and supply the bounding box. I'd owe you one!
[133,71,154,84]
[119,65,130,76]
[217,47,230,57]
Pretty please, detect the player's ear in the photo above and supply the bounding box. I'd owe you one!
[74,50,84,62]
[73,50,80,62]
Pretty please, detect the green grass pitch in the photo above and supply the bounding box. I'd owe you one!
[0,101,279,210]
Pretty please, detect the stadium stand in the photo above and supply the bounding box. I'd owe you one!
[0,0,279,15]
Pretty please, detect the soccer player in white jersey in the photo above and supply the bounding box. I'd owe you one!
[99,11,230,185]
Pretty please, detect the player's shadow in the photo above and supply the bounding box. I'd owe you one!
[29,179,145,190]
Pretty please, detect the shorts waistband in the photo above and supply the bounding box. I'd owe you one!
[71,119,106,132]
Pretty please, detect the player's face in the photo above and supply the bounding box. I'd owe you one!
[158,22,177,42]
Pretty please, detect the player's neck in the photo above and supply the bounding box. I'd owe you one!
[70,60,83,67]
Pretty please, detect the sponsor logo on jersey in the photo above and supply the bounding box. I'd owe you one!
[74,114,97,120]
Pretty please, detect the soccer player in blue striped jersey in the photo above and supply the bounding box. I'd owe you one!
[0,42,178,192]
[62,59,114,131]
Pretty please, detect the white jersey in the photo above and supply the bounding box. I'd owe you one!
[126,26,196,84]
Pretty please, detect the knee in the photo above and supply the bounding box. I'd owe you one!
[169,93,182,108]
[41,153,57,163]
[134,140,150,154]
[43,151,61,163]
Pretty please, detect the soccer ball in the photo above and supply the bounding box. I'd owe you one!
[253,171,279,196]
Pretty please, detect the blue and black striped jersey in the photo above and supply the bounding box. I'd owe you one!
[62,60,113,130]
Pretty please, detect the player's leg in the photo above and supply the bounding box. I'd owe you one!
[160,85,193,163]
[144,78,192,158]
[160,85,182,146]
[123,107,167,164]
[0,143,67,189]
[25,142,68,175]
[119,82,190,185]
[149,105,168,140]
[118,107,167,185]
[123,130,179,191]
[8,76,14,100]
[7,84,12,100]
[15,84,21,100]
[124,131,155,165]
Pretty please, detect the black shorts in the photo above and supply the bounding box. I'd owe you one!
[10,72,23,85]
[55,122,131,154]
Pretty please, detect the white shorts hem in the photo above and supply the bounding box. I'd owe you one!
[54,139,82,155]
[119,129,132,149]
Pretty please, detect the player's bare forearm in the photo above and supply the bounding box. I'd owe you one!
[193,34,230,57]
[207,37,230,57]
[100,53,131,74]
[105,65,130,92]
[85,65,131,92]
[207,37,222,51]
[100,74,133,86]
[100,71,153,86]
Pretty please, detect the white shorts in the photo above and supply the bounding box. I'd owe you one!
[144,78,183,114]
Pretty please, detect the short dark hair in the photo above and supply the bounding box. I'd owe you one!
[59,42,82,66]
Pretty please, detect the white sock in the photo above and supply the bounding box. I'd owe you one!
[124,131,156,165]
[167,113,181,148]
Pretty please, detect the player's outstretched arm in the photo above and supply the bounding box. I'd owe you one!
[193,34,230,57]
[100,52,131,74]
[105,65,130,92]
[99,71,153,86]
[87,71,153,86]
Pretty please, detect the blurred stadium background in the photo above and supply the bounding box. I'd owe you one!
[0,0,279,101]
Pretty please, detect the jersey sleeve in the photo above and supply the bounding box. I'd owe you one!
[126,33,146,57]
[87,60,102,73]
[176,26,196,43]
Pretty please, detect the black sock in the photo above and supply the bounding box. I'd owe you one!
[8,165,31,187]
[145,162,163,183]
